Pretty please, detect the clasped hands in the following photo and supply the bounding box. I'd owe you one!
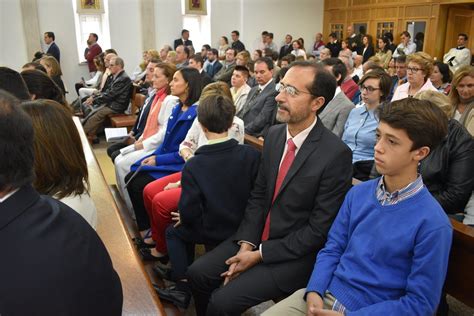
[141,155,156,166]
[220,243,262,286]
[306,292,343,316]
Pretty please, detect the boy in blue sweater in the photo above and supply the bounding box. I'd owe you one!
[263,98,453,315]
[154,94,261,308]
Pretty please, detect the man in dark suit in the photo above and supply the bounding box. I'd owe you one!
[43,31,60,63]
[231,30,246,52]
[205,49,222,78]
[188,61,353,315]
[174,29,193,50]
[189,54,213,87]
[236,57,279,137]
[326,33,342,57]
[279,34,293,59]
[0,90,123,314]
[82,56,132,141]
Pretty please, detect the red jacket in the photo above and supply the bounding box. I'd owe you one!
[85,43,102,72]
[341,78,359,101]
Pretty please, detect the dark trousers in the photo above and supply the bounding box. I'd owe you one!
[125,171,155,231]
[107,142,128,162]
[166,225,219,282]
[187,238,287,316]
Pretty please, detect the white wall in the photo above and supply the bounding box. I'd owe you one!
[0,0,28,71]
[155,0,183,51]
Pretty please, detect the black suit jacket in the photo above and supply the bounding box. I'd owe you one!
[234,120,353,292]
[46,42,60,63]
[94,70,132,113]
[279,44,293,59]
[0,185,123,314]
[326,41,342,57]
[174,38,193,50]
[131,91,155,138]
[362,45,375,63]
[200,70,213,87]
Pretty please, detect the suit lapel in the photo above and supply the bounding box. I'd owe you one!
[274,119,324,199]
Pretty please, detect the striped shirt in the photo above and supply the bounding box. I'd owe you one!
[376,175,424,206]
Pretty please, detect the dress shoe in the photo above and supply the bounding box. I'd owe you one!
[153,284,191,309]
[152,263,173,281]
[139,247,169,263]
[132,237,155,249]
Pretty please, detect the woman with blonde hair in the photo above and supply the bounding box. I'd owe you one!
[21,99,97,228]
[392,52,437,101]
[40,55,66,95]
[449,65,474,135]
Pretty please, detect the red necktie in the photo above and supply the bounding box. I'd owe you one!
[261,139,297,241]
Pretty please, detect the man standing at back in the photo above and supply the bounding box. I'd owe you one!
[0,90,123,314]
[84,33,102,76]
[231,30,246,52]
[174,29,193,50]
[237,57,278,137]
[43,32,60,63]
[188,61,353,315]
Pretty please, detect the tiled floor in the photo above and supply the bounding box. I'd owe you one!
[91,140,474,316]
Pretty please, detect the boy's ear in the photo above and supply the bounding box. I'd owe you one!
[413,146,430,162]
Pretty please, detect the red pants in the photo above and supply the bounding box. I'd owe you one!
[143,172,182,253]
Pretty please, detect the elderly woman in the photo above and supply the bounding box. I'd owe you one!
[342,68,392,180]
[391,52,437,101]
[430,61,452,95]
[449,65,474,135]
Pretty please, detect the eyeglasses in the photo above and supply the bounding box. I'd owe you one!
[359,85,380,93]
[407,67,422,73]
[277,83,312,97]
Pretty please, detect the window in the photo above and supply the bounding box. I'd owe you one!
[377,22,394,39]
[331,24,344,41]
[72,0,111,63]
[181,0,211,50]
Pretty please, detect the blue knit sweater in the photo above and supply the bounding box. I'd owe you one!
[306,179,452,315]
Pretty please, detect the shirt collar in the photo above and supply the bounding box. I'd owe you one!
[377,174,424,205]
[259,78,273,91]
[285,116,317,152]
[208,136,229,145]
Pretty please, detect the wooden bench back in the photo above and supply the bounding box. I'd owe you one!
[73,117,165,315]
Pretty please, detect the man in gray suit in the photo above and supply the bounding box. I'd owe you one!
[213,48,237,85]
[319,58,354,137]
[237,57,278,137]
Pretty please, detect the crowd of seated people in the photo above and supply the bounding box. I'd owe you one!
[1,25,474,316]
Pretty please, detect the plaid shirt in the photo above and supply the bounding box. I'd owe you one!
[376,175,424,206]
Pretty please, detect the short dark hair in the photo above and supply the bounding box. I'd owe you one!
[179,67,203,106]
[198,95,235,133]
[105,48,117,55]
[268,32,274,39]
[359,68,392,101]
[234,65,249,78]
[378,98,448,151]
[232,30,240,37]
[261,31,269,36]
[44,31,55,41]
[210,48,219,56]
[458,33,468,41]
[225,47,237,57]
[182,45,190,58]
[0,67,31,100]
[383,31,394,42]
[182,29,189,35]
[400,31,411,38]
[329,32,337,39]
[191,54,204,67]
[321,58,347,86]
[434,61,452,84]
[289,61,337,114]
[0,90,35,191]
[202,44,211,50]
[255,57,274,70]
[21,70,66,106]
[395,55,407,64]
[281,54,295,64]
[90,33,99,41]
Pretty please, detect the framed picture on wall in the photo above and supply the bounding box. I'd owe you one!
[76,0,104,14]
[185,0,207,15]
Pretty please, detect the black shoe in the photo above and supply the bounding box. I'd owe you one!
[132,237,155,249]
[153,284,191,309]
[139,247,169,263]
[152,263,173,281]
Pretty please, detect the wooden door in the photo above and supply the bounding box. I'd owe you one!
[445,7,474,54]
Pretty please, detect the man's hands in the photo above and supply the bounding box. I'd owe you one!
[141,155,156,166]
[306,292,343,316]
[171,211,181,227]
[220,243,262,286]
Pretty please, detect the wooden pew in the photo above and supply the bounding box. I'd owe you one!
[445,218,474,308]
[108,84,142,130]
[244,133,264,151]
[73,117,165,315]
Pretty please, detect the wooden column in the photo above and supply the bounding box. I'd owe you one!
[20,0,42,59]
[141,0,156,50]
